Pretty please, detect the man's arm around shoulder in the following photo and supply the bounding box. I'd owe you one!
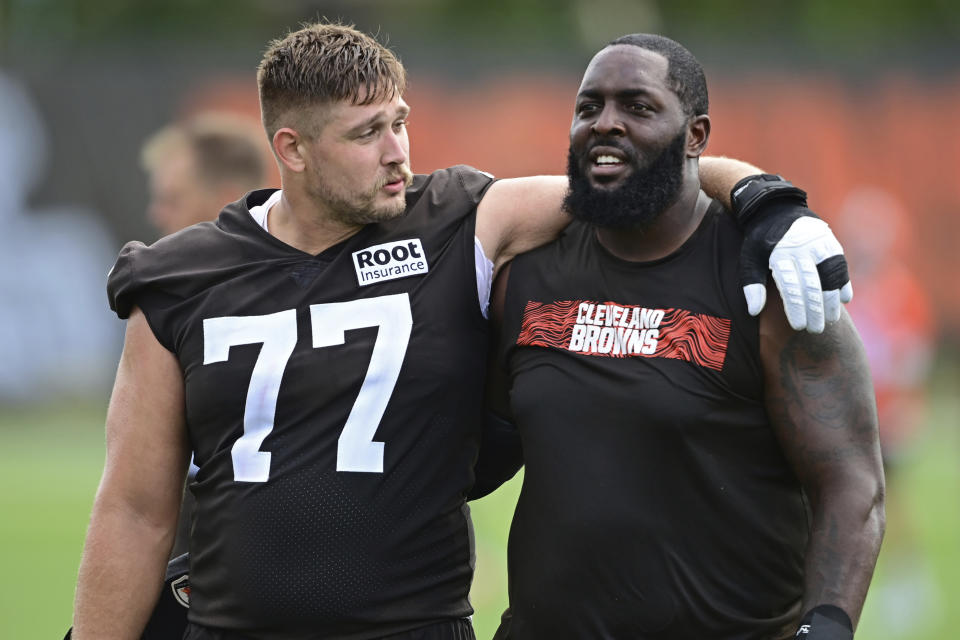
[472,159,853,334]
[474,176,568,277]
[73,308,190,639]
[472,158,754,276]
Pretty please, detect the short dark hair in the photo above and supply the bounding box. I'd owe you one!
[257,22,407,139]
[608,33,708,117]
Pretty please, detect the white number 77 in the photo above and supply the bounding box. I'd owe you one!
[203,293,413,482]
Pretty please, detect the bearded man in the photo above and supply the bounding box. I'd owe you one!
[489,34,883,640]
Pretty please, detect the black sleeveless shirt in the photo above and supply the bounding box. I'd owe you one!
[498,200,807,639]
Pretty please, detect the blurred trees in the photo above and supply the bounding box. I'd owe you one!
[1,0,957,66]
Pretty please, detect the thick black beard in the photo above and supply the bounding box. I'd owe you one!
[563,129,688,231]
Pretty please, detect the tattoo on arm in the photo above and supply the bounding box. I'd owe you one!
[763,313,884,625]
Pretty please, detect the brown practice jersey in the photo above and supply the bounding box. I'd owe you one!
[496,201,807,639]
[107,166,494,639]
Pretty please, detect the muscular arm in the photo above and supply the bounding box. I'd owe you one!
[73,308,190,639]
[760,299,885,628]
[474,157,759,275]
[699,155,763,209]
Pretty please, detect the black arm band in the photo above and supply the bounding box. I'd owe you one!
[730,173,808,226]
[795,604,853,639]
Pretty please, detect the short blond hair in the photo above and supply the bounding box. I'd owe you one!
[257,22,407,140]
[141,113,266,190]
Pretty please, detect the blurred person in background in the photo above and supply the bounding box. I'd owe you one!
[838,187,934,466]
[71,22,855,640]
[139,113,270,562]
[141,113,268,236]
[487,34,884,640]
[838,187,939,636]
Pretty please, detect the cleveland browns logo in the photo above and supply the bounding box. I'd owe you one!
[517,300,731,371]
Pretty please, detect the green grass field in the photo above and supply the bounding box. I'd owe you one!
[2,359,957,639]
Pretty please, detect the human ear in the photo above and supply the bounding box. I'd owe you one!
[272,128,306,173]
[687,115,710,157]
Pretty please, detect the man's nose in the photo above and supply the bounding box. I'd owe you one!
[592,105,625,136]
[382,129,408,165]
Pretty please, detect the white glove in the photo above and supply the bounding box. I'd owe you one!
[742,217,853,333]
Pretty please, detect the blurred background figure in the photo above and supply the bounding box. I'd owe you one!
[840,187,935,461]
[141,112,269,235]
[838,186,940,636]
[0,72,119,401]
[139,112,269,558]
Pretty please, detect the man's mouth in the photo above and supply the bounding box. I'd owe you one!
[380,166,414,194]
[588,146,631,181]
[595,154,624,166]
[382,178,406,194]
[593,155,624,167]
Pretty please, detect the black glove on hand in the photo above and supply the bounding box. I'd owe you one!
[734,174,853,333]
[795,604,854,640]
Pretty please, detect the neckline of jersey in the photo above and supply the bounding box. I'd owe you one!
[586,197,720,270]
[236,189,376,261]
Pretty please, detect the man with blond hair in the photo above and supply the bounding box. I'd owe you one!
[142,113,268,236]
[72,22,852,640]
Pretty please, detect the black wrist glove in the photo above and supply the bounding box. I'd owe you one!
[795,604,854,639]
[733,174,852,333]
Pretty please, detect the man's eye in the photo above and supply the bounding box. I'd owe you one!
[577,103,599,115]
[393,120,407,131]
[629,103,652,113]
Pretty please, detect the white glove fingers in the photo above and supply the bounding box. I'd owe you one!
[839,281,854,304]
[743,283,767,317]
[770,254,808,331]
[798,256,825,334]
[823,289,842,324]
